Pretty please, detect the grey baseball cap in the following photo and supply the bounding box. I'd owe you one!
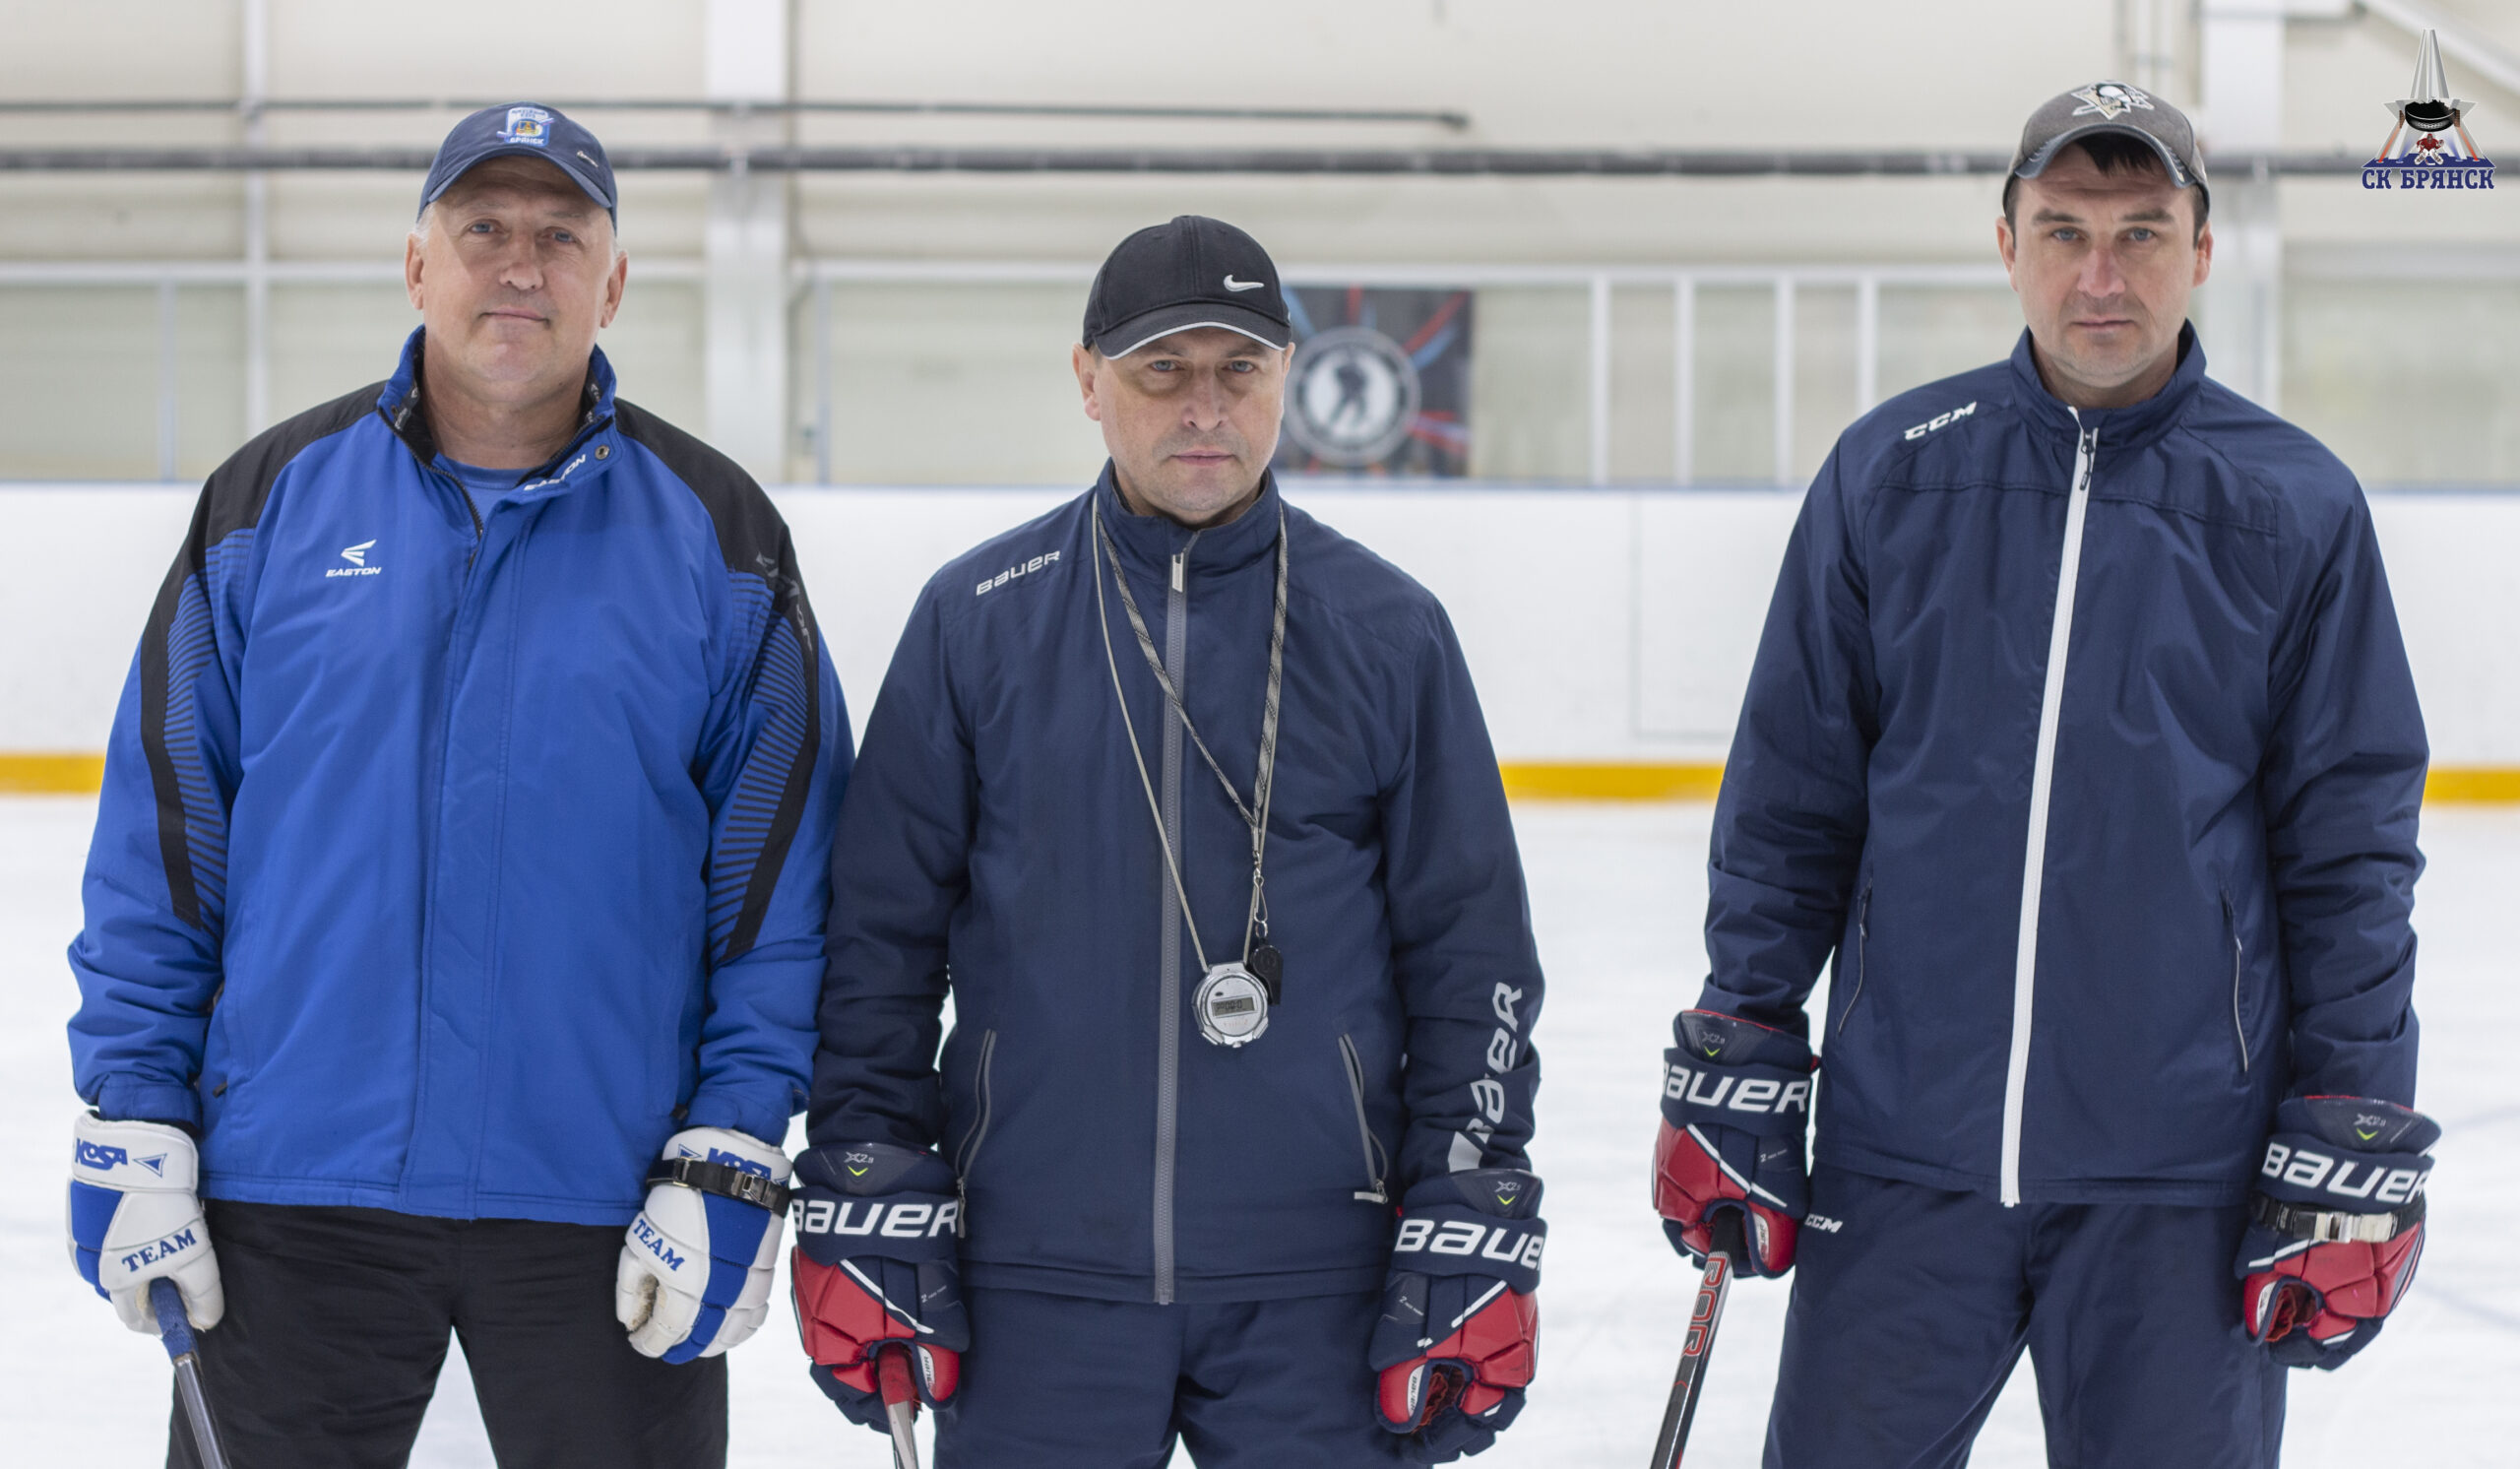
[2010,81,2208,192]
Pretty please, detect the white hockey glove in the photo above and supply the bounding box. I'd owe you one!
[616,1126,793,1363]
[67,1114,223,1334]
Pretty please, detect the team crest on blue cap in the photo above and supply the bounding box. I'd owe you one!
[499,106,553,147]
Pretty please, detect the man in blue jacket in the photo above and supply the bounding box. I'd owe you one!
[64,103,849,1466]
[1651,85,2435,1465]
[790,216,1545,1466]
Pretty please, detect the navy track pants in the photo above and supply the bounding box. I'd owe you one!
[937,1286,1405,1468]
[1766,1165,2287,1469]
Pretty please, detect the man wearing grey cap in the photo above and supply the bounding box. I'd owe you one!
[795,216,1546,1465]
[1650,83,2433,1463]
[63,102,849,1464]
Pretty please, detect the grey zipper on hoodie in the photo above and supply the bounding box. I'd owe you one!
[1153,536,1197,1304]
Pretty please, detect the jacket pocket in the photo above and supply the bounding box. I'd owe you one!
[952,1029,999,1224]
[2222,893,2251,1075]
[1836,884,1873,1035]
[198,985,242,1123]
[1338,1033,1390,1205]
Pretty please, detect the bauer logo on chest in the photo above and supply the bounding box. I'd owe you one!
[976,549,1060,597]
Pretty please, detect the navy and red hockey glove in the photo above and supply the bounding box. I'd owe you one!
[1653,1009,1815,1278]
[788,1142,969,1430]
[2237,1095,2436,1371]
[1369,1169,1545,1464]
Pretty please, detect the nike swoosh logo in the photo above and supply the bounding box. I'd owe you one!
[1223,275,1266,292]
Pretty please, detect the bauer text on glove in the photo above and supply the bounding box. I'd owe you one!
[1370,1169,1544,1464]
[1654,1009,1814,1278]
[2237,1095,2435,1372]
[788,1141,968,1431]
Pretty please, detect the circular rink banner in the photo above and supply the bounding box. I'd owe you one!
[1273,286,1474,478]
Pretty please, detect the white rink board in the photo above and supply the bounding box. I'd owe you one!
[2,481,2517,766]
[1,798,2512,1466]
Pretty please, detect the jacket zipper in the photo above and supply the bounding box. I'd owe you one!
[1837,885,1872,1035]
[1338,1034,1391,1204]
[396,424,598,1204]
[2225,896,2250,1074]
[1999,414,2098,1208]
[954,1028,999,1232]
[1153,538,1196,1304]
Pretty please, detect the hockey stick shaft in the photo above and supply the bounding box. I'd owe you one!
[876,1343,922,1469]
[1646,1211,1745,1469]
[151,1277,231,1469]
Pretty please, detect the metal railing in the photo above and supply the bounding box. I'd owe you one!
[798,259,2015,486]
[9,245,2519,485]
[0,258,699,481]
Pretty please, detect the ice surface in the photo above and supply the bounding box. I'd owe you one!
[3,796,2511,1466]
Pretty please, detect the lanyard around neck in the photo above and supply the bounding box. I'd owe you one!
[1092,492,1289,973]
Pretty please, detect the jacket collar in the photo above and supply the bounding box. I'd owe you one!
[2004,321,2205,451]
[1091,461,1284,579]
[376,326,622,496]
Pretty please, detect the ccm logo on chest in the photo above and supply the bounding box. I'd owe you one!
[1392,1217,1545,1270]
[790,1198,963,1240]
[1902,401,1977,440]
[1664,1061,1811,1117]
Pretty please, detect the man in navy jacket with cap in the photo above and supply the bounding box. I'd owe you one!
[1651,84,2435,1466]
[64,104,848,1465]
[792,216,1545,1466]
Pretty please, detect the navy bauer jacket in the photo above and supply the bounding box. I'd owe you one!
[68,332,850,1226]
[1700,328,2426,1208]
[810,469,1543,1304]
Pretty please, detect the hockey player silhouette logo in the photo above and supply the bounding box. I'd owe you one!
[1286,325,1421,468]
[1273,286,1473,476]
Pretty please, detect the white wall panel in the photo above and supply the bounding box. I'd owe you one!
[4,484,2512,772]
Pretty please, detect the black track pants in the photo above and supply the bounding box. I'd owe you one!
[168,1199,726,1469]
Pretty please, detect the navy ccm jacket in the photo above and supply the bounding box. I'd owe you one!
[810,469,1543,1304]
[1701,327,2426,1208]
[68,332,850,1226]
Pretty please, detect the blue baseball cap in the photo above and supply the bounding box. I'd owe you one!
[418,102,617,223]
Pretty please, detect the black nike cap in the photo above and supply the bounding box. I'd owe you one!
[1083,216,1292,357]
[419,102,618,224]
[2011,81,2207,193]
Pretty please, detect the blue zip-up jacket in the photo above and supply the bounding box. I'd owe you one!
[809,469,1543,1304]
[68,331,850,1226]
[1700,326,2426,1208]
